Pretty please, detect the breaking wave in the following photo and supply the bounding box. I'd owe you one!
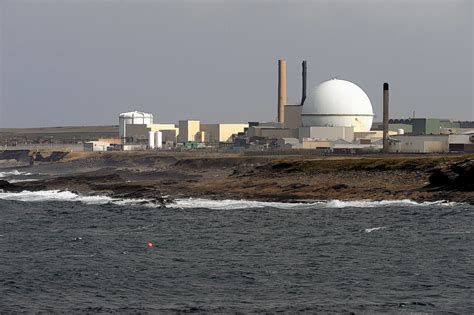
[169,198,458,210]
[0,190,154,206]
[0,190,462,209]
[0,170,32,178]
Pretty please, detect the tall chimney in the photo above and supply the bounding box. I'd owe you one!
[301,60,307,105]
[383,82,389,153]
[278,59,287,123]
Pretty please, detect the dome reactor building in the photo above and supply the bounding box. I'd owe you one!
[301,79,374,132]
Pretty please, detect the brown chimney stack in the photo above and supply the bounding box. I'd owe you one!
[278,59,287,123]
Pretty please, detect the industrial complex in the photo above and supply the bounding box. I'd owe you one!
[2,59,474,154]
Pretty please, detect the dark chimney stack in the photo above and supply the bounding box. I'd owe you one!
[383,82,389,153]
[301,60,307,105]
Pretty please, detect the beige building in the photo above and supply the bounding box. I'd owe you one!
[247,127,298,139]
[301,139,331,149]
[178,120,201,143]
[200,123,249,143]
[125,123,179,144]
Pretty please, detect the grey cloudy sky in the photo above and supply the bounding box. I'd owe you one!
[0,0,472,128]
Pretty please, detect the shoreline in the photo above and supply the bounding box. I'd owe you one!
[0,150,473,205]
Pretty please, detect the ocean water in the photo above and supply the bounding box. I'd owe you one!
[0,190,473,313]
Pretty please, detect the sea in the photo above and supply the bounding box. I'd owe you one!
[0,171,473,313]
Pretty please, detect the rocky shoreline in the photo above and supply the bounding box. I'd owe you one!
[0,150,473,205]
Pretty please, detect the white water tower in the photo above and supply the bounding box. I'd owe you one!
[119,110,154,143]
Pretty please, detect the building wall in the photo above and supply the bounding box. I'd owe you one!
[84,141,109,151]
[448,134,472,144]
[195,131,210,143]
[276,138,300,149]
[178,120,200,143]
[259,128,298,139]
[440,120,461,129]
[152,124,179,133]
[161,130,177,143]
[389,135,448,153]
[441,127,474,135]
[412,118,441,135]
[219,124,249,142]
[125,124,179,144]
[200,124,220,143]
[98,138,122,145]
[388,124,412,133]
[299,126,354,142]
[201,123,249,143]
[284,105,302,129]
[301,140,330,149]
[124,124,150,143]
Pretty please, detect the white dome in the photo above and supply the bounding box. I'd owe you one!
[301,79,374,132]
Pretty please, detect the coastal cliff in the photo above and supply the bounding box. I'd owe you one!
[1,150,473,204]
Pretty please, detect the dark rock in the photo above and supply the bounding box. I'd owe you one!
[332,183,349,190]
[0,180,22,192]
[33,151,69,162]
[427,159,474,191]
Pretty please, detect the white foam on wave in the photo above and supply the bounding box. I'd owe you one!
[168,198,321,210]
[0,190,113,204]
[8,179,39,183]
[325,199,457,208]
[0,190,155,206]
[169,198,459,210]
[364,226,387,233]
[0,170,32,178]
[0,190,463,209]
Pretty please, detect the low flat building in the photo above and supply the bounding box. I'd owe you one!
[448,134,474,152]
[389,135,449,153]
[125,123,179,145]
[301,139,331,149]
[84,141,110,152]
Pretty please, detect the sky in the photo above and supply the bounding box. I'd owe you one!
[0,0,472,128]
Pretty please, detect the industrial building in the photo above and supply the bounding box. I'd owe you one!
[117,111,248,149]
[84,140,111,152]
[245,59,382,152]
[111,58,473,154]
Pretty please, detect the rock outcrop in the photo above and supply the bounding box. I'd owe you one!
[428,159,474,191]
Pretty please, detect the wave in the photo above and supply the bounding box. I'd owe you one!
[0,190,154,206]
[0,190,462,209]
[364,226,387,233]
[8,179,39,183]
[169,198,459,210]
[0,170,32,178]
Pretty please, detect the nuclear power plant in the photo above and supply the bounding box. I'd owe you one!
[77,58,474,154]
[103,58,474,153]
